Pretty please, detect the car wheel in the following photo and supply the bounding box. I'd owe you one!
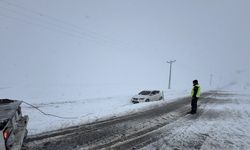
[159,96,163,100]
[145,99,150,102]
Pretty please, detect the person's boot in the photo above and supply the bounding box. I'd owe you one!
[187,111,192,114]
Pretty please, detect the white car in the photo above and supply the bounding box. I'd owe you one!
[131,90,164,104]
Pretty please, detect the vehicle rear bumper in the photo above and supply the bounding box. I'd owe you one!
[10,115,28,150]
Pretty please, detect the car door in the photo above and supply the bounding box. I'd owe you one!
[152,91,160,101]
[150,91,157,101]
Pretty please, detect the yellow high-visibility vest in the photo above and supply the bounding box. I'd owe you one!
[191,85,201,97]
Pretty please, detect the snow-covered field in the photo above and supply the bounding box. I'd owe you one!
[0,84,191,135]
[1,71,250,150]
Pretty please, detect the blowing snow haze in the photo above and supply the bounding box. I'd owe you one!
[0,0,250,93]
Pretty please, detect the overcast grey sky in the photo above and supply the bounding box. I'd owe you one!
[0,0,249,89]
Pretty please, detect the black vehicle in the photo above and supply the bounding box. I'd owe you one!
[0,99,28,150]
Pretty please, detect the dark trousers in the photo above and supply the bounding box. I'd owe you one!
[191,97,198,113]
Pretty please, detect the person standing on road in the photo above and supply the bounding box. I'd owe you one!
[189,80,201,114]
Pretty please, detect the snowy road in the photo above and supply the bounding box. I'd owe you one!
[22,91,250,150]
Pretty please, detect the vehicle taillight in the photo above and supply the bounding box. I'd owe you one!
[3,130,9,141]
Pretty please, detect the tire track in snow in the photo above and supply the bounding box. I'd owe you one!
[23,92,215,150]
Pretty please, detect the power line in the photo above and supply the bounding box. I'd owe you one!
[0,0,102,37]
[0,0,97,36]
[0,6,110,45]
[0,0,130,48]
[0,12,95,41]
[0,11,129,49]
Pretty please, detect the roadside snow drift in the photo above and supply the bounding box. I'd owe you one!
[0,85,190,135]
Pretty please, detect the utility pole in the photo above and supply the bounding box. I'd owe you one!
[210,74,213,87]
[167,60,176,89]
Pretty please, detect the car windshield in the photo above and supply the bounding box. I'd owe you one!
[138,91,151,95]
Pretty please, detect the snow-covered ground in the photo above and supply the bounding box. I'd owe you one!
[0,84,193,135]
[25,89,191,135]
[142,72,250,150]
[1,70,249,149]
[140,90,250,149]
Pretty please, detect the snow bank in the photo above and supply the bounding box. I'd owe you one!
[0,84,190,135]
